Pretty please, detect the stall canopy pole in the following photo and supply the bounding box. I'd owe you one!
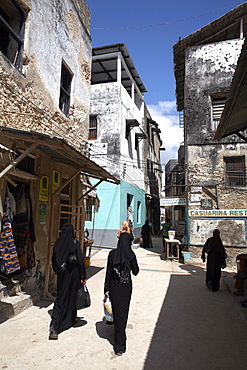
[43,167,83,299]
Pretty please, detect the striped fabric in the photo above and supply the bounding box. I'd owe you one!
[0,197,20,274]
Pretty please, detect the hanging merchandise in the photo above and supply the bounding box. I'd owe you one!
[16,185,27,215]
[25,194,36,271]
[7,186,16,217]
[26,229,35,271]
[0,197,20,274]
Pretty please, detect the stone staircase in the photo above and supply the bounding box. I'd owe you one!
[0,275,40,323]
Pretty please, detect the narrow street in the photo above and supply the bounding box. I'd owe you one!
[0,236,247,370]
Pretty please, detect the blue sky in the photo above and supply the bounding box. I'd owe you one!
[87,0,245,165]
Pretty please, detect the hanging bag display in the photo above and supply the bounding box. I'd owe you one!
[103,294,114,323]
[76,284,91,309]
[16,185,27,215]
[0,255,6,275]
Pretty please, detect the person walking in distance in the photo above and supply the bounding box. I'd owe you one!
[201,229,227,292]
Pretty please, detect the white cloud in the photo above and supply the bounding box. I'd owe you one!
[147,100,184,167]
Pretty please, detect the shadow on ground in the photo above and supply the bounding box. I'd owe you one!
[95,317,114,346]
[143,264,247,370]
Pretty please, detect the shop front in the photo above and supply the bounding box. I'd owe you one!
[0,127,119,302]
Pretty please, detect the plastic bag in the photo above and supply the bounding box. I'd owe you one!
[103,295,114,322]
[76,284,91,309]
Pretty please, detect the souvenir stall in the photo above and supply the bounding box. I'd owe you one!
[0,181,36,279]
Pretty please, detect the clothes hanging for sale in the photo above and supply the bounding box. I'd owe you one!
[26,229,35,271]
[0,197,20,274]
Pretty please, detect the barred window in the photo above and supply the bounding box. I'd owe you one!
[85,205,92,221]
[89,115,97,140]
[224,156,245,186]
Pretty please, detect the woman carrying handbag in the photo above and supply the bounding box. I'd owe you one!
[49,223,86,340]
[104,220,139,356]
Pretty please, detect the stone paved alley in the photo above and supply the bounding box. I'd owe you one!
[0,236,247,370]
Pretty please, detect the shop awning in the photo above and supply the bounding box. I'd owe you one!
[214,38,247,141]
[0,126,120,184]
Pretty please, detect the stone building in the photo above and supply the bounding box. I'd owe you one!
[143,105,163,235]
[164,145,185,238]
[86,43,162,247]
[173,3,247,263]
[0,0,118,307]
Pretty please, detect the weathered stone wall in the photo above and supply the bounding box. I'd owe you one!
[90,83,145,187]
[0,0,91,296]
[0,0,91,151]
[184,38,247,251]
[189,245,247,267]
[185,39,244,144]
[72,0,91,34]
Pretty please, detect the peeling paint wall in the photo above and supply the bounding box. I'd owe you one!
[0,0,91,295]
[184,38,247,253]
[88,76,146,245]
[185,39,244,144]
[0,0,91,151]
[90,82,144,183]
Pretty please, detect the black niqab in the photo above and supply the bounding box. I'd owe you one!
[53,223,75,271]
[112,232,135,267]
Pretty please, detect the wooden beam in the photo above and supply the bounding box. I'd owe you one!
[78,179,103,201]
[0,143,38,178]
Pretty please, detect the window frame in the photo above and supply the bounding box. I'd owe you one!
[211,95,227,131]
[88,115,98,140]
[0,0,26,70]
[224,156,246,186]
[59,62,73,116]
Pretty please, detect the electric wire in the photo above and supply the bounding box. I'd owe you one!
[91,2,243,30]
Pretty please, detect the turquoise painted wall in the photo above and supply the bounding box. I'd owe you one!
[85,179,146,231]
[120,180,146,229]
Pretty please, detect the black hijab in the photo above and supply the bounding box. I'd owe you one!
[52,223,75,270]
[210,229,226,256]
[112,231,135,268]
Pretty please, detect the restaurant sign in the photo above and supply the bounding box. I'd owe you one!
[189,209,247,217]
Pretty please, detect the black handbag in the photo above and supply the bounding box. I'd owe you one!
[67,249,78,264]
[76,284,91,309]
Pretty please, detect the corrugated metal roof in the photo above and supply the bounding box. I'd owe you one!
[91,43,147,93]
[0,126,120,184]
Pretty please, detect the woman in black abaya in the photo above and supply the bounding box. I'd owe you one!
[104,220,139,356]
[141,220,152,248]
[201,229,227,292]
[49,223,86,340]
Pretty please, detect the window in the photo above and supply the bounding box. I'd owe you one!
[224,156,245,186]
[0,0,26,70]
[85,205,92,221]
[59,62,73,116]
[211,96,227,131]
[136,201,141,224]
[89,115,97,139]
[16,152,35,174]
